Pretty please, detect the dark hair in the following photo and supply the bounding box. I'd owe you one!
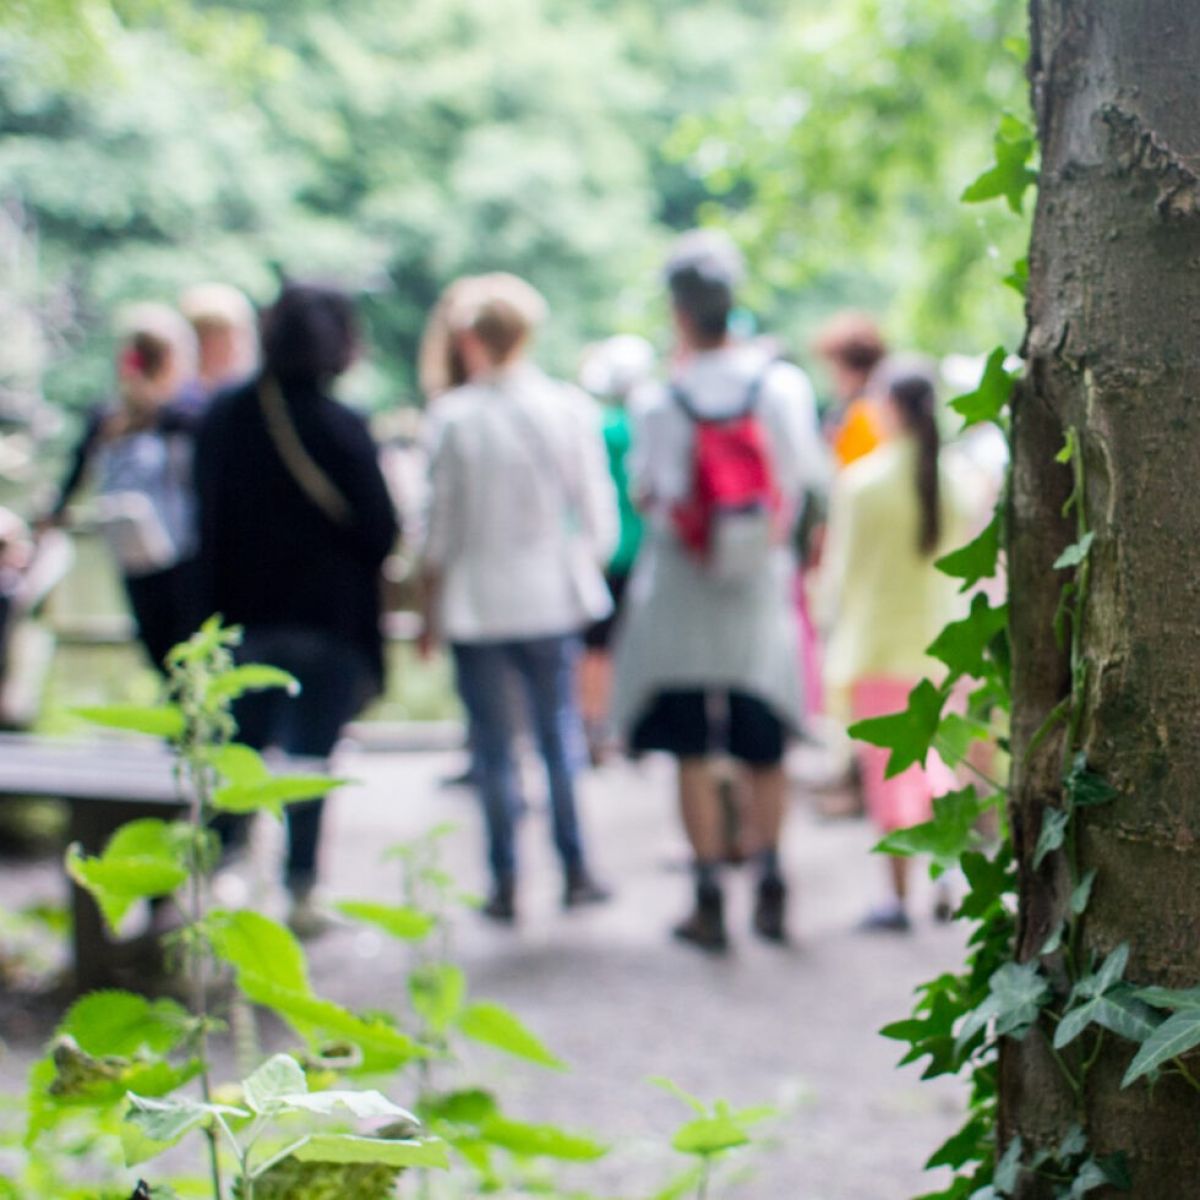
[888,370,941,556]
[664,230,744,343]
[261,283,357,385]
[813,311,887,374]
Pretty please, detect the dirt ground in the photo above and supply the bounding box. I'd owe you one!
[0,742,968,1199]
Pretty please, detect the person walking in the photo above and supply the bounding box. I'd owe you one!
[418,273,617,923]
[45,303,204,673]
[577,334,654,763]
[195,282,399,936]
[612,230,828,952]
[817,358,975,931]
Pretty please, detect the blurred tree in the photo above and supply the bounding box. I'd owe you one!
[670,0,1029,361]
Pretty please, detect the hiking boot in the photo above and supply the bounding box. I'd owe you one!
[481,878,516,924]
[673,882,728,953]
[753,876,788,944]
[563,868,613,910]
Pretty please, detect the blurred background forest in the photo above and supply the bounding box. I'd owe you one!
[1,0,1027,421]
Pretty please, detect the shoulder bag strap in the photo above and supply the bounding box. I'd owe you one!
[258,376,353,527]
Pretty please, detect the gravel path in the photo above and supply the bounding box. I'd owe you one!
[0,744,968,1199]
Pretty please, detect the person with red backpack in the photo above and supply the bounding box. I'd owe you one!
[612,230,829,951]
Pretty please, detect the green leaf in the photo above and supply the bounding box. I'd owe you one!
[457,1002,564,1070]
[209,910,310,995]
[1070,870,1097,916]
[993,1134,1024,1193]
[1040,921,1065,957]
[927,595,1008,683]
[672,1114,750,1157]
[1003,256,1029,297]
[205,664,299,705]
[73,704,186,740]
[282,1089,418,1122]
[291,1133,449,1169]
[213,773,345,819]
[123,1093,247,1162]
[419,1088,498,1127]
[1064,754,1119,808]
[650,1076,709,1115]
[1033,808,1069,869]
[1055,987,1159,1051]
[207,743,270,787]
[1122,1007,1200,1086]
[848,678,947,778]
[935,513,1001,592]
[949,347,1015,429]
[1135,985,1200,1011]
[66,820,191,931]
[478,1115,607,1161]
[933,712,992,768]
[961,113,1037,213]
[875,787,985,875]
[243,1054,307,1114]
[956,963,1049,1052]
[338,901,437,943]
[59,992,191,1057]
[650,1165,707,1200]
[1054,532,1094,571]
[408,963,466,1033]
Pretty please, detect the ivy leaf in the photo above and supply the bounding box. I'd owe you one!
[73,704,186,740]
[457,1002,564,1070]
[848,678,947,778]
[338,901,437,943]
[961,112,1038,213]
[66,820,191,932]
[958,845,1014,921]
[1040,922,1065,958]
[1070,870,1097,916]
[925,1114,990,1171]
[935,513,1001,592]
[1003,256,1029,297]
[1064,754,1119,808]
[1054,532,1094,571]
[1033,808,1069,869]
[290,1133,449,1169]
[478,1115,608,1161]
[1134,985,1200,1011]
[1055,987,1160,1051]
[1122,1008,1200,1086]
[993,1133,1024,1194]
[875,787,986,876]
[949,347,1015,429]
[956,963,1049,1053]
[408,963,466,1033]
[1097,1152,1133,1190]
[927,594,1009,682]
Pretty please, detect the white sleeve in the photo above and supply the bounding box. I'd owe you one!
[765,363,831,508]
[420,413,459,570]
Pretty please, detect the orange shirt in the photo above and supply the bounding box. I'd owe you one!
[832,397,885,468]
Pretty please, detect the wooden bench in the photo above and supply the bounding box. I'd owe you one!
[0,732,187,992]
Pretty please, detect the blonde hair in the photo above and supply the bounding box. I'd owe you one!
[179,282,259,382]
[418,273,547,400]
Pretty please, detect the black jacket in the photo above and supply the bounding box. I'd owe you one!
[195,376,399,696]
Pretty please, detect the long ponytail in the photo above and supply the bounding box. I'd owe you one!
[887,371,941,556]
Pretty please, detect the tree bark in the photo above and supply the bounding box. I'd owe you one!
[1005,1,1200,1192]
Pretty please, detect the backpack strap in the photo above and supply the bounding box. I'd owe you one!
[671,359,777,424]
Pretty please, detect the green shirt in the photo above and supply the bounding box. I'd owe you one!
[601,404,643,574]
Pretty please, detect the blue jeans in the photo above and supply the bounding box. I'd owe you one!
[231,626,368,889]
[452,634,588,885]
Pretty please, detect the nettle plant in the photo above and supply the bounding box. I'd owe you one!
[16,619,773,1200]
[852,111,1200,1200]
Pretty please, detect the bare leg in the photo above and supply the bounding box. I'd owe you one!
[744,764,787,858]
[678,757,722,860]
[889,854,909,906]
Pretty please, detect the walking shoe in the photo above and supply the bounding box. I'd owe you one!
[563,869,613,909]
[858,903,911,934]
[753,876,788,944]
[286,887,334,941]
[481,879,516,924]
[673,882,728,953]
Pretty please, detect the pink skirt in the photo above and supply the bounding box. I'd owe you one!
[852,677,956,833]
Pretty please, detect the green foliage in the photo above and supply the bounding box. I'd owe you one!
[936,512,1002,594]
[456,1001,565,1071]
[949,347,1018,429]
[849,677,947,778]
[961,113,1038,214]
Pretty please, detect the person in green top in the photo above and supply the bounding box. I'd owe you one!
[577,334,655,763]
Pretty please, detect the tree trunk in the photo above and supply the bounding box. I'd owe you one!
[1005,0,1200,1192]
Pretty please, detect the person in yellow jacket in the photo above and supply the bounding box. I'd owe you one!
[817,359,979,931]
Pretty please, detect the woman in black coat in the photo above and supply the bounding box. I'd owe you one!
[195,283,399,935]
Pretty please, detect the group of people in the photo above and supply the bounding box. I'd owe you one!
[28,227,993,948]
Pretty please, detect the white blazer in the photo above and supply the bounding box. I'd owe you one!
[422,363,618,643]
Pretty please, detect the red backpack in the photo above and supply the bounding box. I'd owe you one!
[670,366,781,580]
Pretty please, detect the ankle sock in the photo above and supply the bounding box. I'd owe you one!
[755,845,782,883]
[694,859,721,891]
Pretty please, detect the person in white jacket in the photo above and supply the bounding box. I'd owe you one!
[419,273,618,922]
